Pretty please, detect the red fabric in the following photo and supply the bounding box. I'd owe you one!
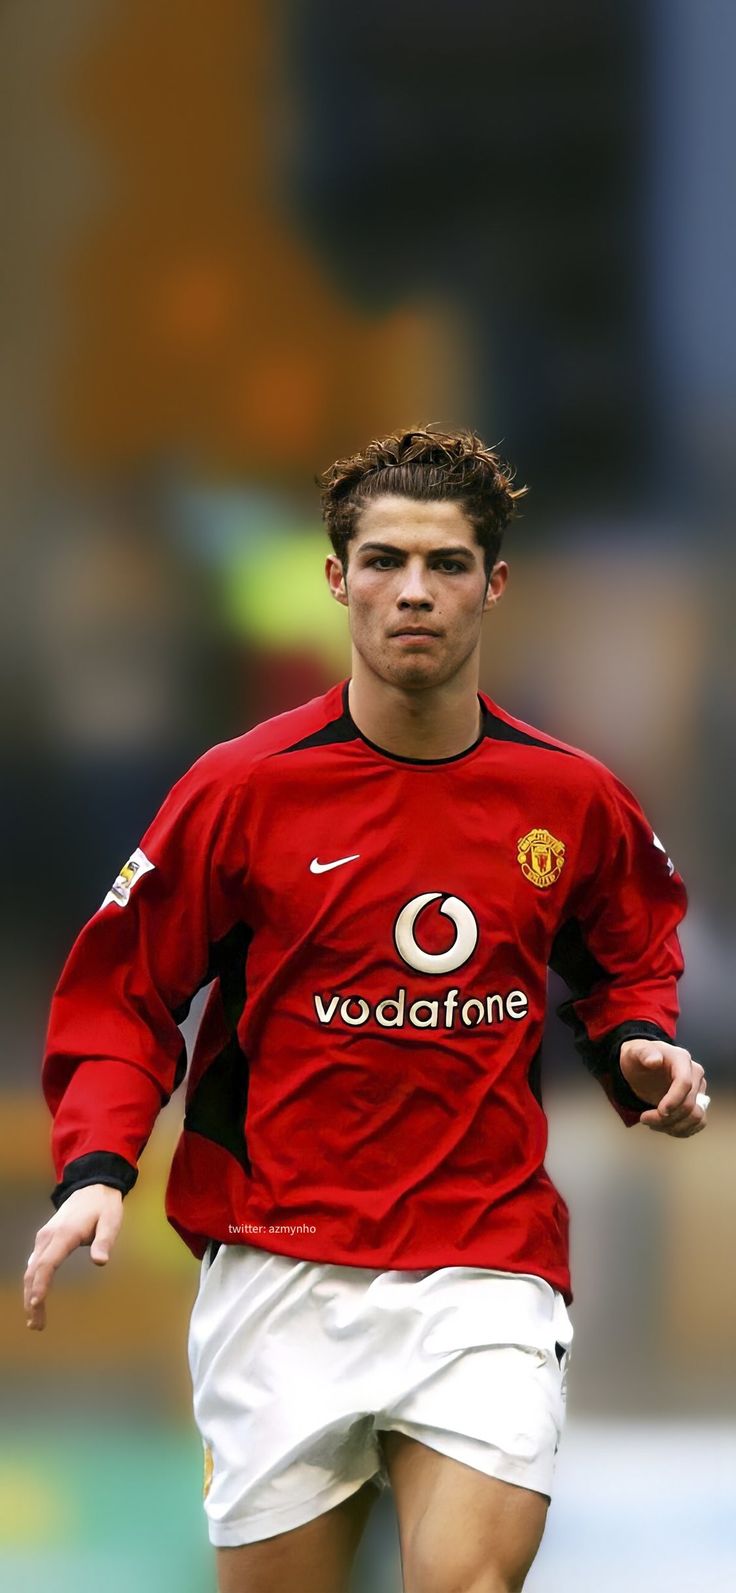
[42,682,687,1302]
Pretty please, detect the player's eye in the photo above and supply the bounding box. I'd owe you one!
[365,555,467,572]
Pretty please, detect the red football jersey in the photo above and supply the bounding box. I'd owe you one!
[42,681,687,1300]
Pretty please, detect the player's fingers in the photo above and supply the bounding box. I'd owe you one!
[24,1256,57,1331]
[26,1298,47,1332]
[639,1092,693,1128]
[640,1101,708,1136]
[24,1238,68,1307]
[24,1226,83,1328]
[658,1071,704,1127]
[90,1204,123,1265]
[656,1054,702,1118]
[664,1112,708,1137]
[639,1110,670,1131]
[25,1224,54,1268]
[23,1225,56,1321]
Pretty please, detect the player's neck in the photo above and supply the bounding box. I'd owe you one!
[347,665,483,761]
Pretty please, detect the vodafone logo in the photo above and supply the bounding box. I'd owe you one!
[393,892,478,975]
[311,886,529,1032]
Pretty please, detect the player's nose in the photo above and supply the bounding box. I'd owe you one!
[396,560,434,605]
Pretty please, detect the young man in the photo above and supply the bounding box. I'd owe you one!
[25,428,708,1593]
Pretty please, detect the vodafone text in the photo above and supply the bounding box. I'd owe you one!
[313,985,530,1030]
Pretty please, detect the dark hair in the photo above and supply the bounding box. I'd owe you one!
[318,425,527,576]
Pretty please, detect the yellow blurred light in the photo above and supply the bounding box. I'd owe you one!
[0,1464,75,1545]
[224,531,351,670]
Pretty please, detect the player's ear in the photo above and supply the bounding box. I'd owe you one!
[326,555,349,607]
[483,560,508,612]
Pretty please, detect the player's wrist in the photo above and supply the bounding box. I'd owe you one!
[606,1021,674,1112]
[51,1150,138,1210]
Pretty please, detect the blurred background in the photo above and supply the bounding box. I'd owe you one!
[1,1,734,1588]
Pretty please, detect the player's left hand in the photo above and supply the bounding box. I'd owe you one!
[619,1039,708,1136]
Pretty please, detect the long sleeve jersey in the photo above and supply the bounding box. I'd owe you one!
[42,681,687,1301]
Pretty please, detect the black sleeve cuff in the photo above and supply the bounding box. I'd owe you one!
[602,1019,676,1112]
[51,1151,138,1210]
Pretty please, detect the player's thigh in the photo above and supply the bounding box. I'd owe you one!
[214,1478,379,1593]
[379,1431,548,1593]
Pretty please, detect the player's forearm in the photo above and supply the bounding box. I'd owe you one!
[46,1055,165,1201]
[562,1013,678,1124]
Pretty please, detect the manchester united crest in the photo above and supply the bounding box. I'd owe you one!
[517,828,565,889]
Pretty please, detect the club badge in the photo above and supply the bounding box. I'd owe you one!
[517,828,565,889]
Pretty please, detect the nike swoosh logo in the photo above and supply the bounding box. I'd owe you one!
[309,854,360,874]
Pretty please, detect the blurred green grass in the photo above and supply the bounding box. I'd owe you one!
[0,1423,212,1593]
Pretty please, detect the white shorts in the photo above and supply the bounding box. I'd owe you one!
[188,1242,573,1548]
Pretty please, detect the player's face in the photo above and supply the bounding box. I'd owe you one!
[326,495,507,690]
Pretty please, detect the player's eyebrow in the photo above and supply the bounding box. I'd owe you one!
[356,542,475,560]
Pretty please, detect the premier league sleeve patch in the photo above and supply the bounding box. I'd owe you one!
[652,831,676,876]
[100,847,155,909]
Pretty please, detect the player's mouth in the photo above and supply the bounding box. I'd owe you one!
[388,628,442,641]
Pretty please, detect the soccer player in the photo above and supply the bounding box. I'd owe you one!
[25,428,708,1593]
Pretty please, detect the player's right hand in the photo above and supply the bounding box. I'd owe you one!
[24,1185,124,1332]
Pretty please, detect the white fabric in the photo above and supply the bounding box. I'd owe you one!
[188,1243,574,1547]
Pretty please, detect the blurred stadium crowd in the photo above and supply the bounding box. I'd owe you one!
[1,3,733,1590]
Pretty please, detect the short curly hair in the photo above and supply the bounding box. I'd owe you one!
[318,425,527,577]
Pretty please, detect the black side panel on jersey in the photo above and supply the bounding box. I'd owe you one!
[550,917,611,1069]
[527,1042,543,1107]
[483,711,577,757]
[276,707,358,756]
[184,923,254,1173]
[276,694,580,764]
[51,925,254,1206]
